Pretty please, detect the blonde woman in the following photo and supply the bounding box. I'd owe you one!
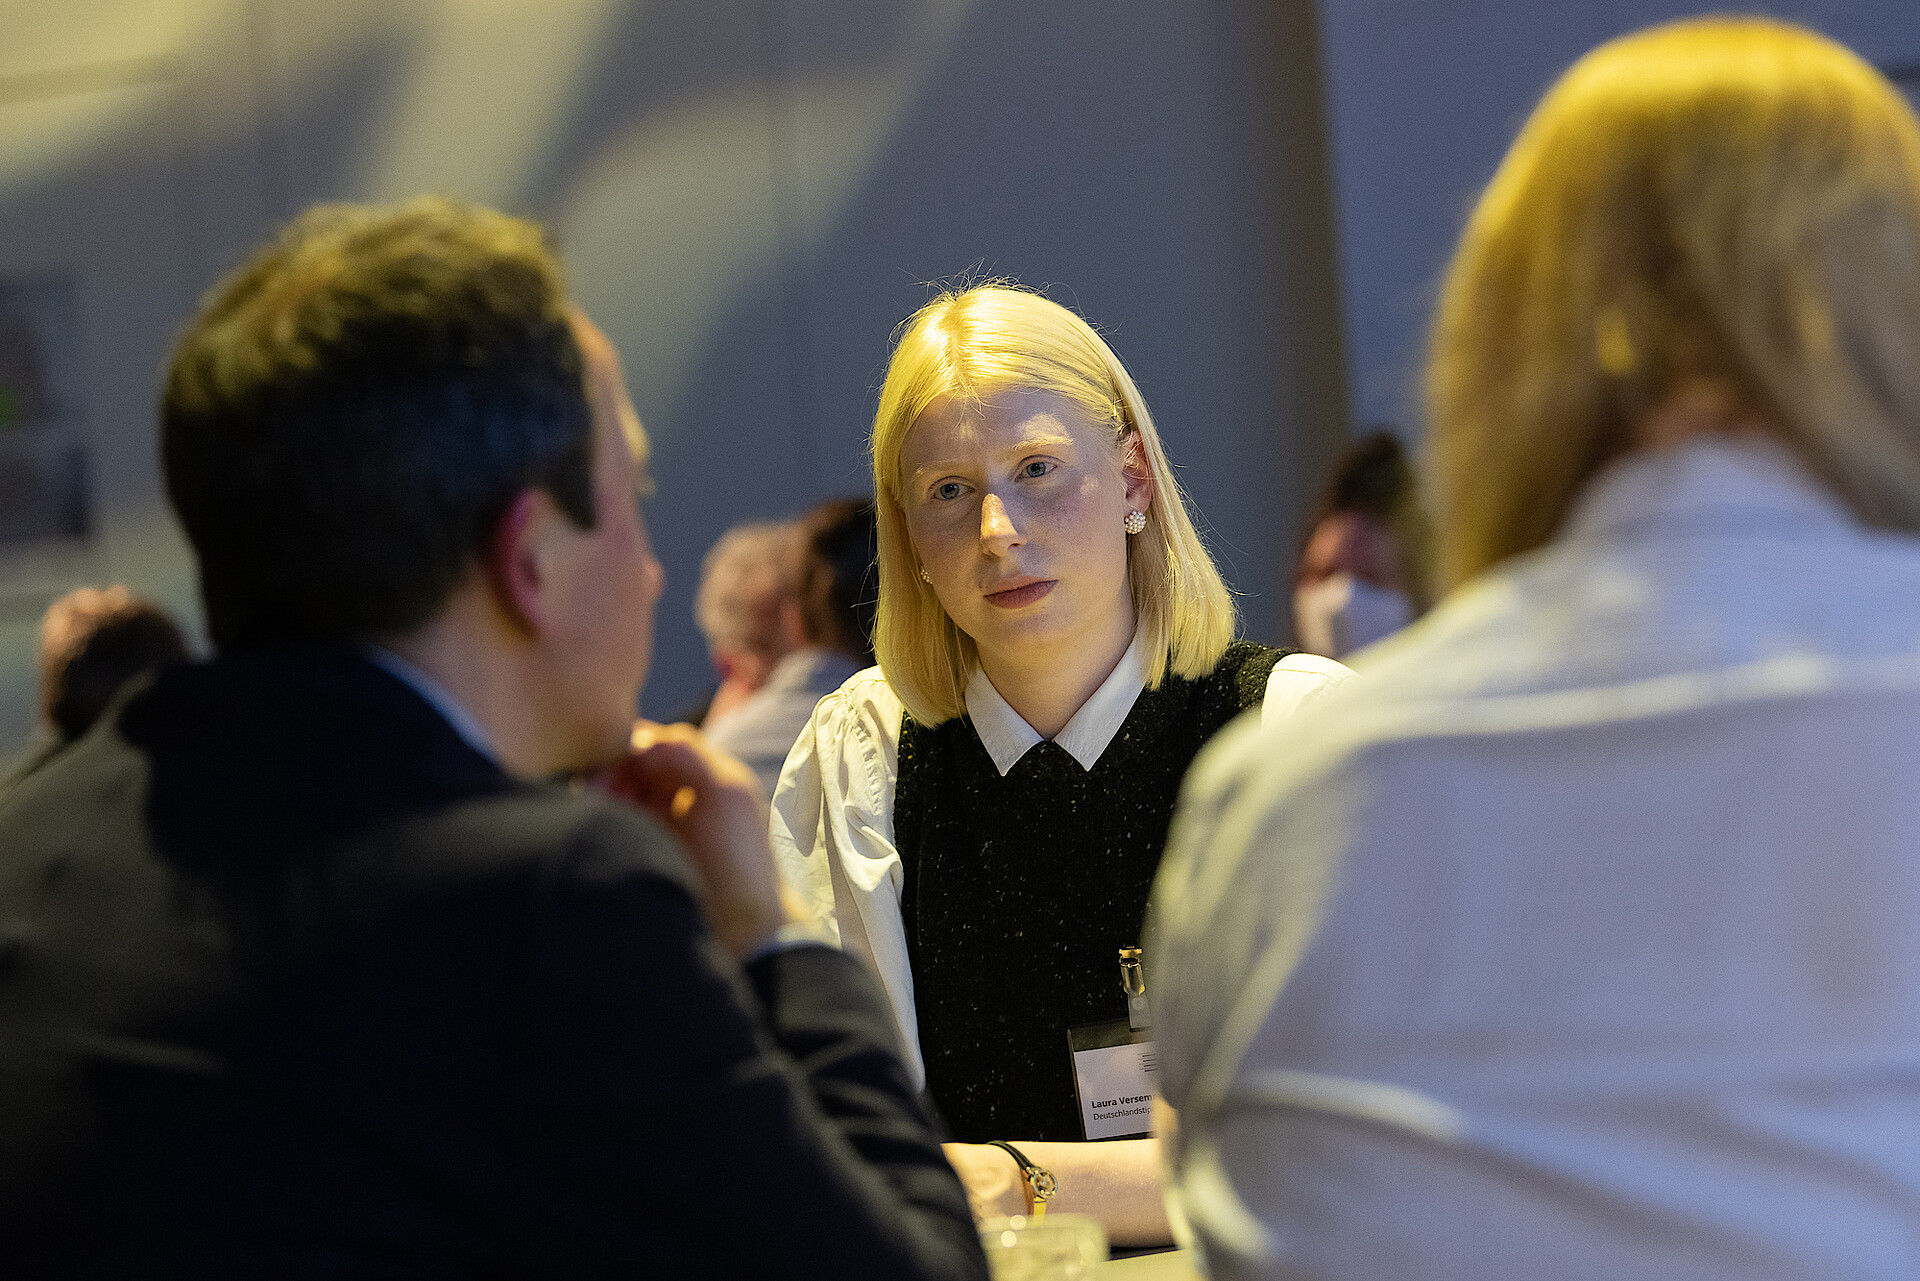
[1150,19,1920,1279]
[772,285,1346,1242]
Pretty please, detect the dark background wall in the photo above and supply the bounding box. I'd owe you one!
[1319,0,1920,433]
[0,0,1914,755]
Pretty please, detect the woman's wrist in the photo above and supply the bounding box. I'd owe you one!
[986,1140,1057,1217]
[943,1141,1029,1222]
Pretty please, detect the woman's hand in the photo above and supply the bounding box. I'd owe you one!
[941,1137,1173,1246]
[595,720,798,958]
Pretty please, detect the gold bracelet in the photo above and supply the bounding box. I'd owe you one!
[986,1140,1056,1220]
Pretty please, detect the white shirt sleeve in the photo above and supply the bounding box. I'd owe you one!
[1261,650,1354,722]
[768,668,925,1087]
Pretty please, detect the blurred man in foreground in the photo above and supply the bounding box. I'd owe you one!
[0,198,984,1280]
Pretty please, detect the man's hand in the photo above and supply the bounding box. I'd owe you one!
[596,721,799,958]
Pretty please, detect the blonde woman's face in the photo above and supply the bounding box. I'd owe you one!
[900,388,1151,676]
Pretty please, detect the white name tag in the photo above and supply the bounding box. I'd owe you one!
[1070,1040,1157,1140]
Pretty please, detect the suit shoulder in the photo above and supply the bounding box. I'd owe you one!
[397,786,695,897]
[0,722,150,870]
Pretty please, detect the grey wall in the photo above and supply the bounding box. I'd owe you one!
[6,1,1916,757]
[1319,0,1920,434]
[0,0,1331,750]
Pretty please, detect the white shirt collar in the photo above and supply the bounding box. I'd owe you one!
[363,646,499,764]
[1563,434,1852,544]
[964,627,1148,776]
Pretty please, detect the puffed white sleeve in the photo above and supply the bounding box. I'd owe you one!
[769,668,925,1086]
[1260,651,1353,722]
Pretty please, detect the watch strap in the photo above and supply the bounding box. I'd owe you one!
[986,1140,1057,1219]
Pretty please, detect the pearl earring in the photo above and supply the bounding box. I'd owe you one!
[919,566,932,583]
[1124,510,1146,535]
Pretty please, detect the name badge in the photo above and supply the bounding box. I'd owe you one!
[1066,1020,1156,1140]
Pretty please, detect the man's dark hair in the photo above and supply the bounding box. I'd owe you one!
[796,498,878,665]
[161,197,596,651]
[39,586,188,741]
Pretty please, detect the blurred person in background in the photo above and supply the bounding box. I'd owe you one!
[1291,430,1431,659]
[1151,19,1920,1279]
[0,197,985,1280]
[774,285,1348,1245]
[706,497,877,799]
[691,520,802,726]
[0,585,187,797]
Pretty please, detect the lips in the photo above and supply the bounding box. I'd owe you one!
[984,578,1056,609]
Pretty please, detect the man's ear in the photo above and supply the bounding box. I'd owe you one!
[1121,431,1156,516]
[485,488,551,636]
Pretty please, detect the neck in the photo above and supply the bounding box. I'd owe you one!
[706,671,764,724]
[1634,380,1760,450]
[379,589,560,781]
[976,603,1137,739]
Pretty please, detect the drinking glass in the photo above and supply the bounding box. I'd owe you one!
[978,1213,1108,1281]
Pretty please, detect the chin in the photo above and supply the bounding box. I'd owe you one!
[978,600,1074,639]
[589,709,638,766]
[548,707,637,777]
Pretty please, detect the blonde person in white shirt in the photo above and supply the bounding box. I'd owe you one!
[771,285,1347,1244]
[1150,18,1920,1280]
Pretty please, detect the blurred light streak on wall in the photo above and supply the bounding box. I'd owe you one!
[359,0,627,210]
[0,0,1329,747]
[552,1,974,452]
[0,1,198,198]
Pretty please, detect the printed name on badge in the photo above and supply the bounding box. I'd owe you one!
[1069,1038,1157,1140]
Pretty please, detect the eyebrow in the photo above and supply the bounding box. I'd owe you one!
[908,433,1077,484]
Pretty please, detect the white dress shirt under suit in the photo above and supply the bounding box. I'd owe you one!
[1151,436,1920,1280]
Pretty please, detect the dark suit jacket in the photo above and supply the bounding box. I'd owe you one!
[0,651,986,1280]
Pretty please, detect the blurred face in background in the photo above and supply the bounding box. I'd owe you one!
[1292,509,1414,659]
[1298,511,1404,596]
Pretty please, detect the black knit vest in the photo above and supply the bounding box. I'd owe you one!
[894,641,1288,1142]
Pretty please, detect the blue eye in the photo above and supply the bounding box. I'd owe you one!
[1022,460,1053,478]
[934,481,965,501]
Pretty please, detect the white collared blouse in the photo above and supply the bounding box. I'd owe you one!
[770,629,1348,1085]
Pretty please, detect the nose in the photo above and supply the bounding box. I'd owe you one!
[979,491,1022,557]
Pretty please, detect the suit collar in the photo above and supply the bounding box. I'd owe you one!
[119,650,514,868]
[362,646,498,765]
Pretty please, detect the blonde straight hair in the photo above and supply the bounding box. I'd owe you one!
[1428,17,1920,589]
[872,285,1236,726]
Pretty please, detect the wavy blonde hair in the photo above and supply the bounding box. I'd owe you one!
[1428,17,1920,589]
[872,285,1235,725]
